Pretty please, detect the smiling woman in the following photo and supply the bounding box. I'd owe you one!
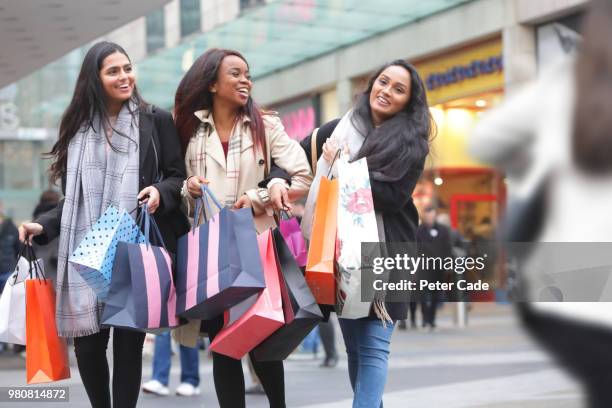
[99,52,135,116]
[17,41,189,408]
[173,48,312,408]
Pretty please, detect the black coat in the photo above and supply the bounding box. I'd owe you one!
[0,218,20,274]
[266,119,424,321]
[34,106,189,254]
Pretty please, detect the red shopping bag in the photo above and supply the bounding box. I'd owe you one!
[305,176,338,305]
[209,230,285,359]
[25,264,70,384]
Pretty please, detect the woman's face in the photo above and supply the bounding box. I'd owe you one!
[99,51,135,108]
[369,65,411,125]
[210,55,252,108]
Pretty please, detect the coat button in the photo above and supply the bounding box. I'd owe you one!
[258,159,265,165]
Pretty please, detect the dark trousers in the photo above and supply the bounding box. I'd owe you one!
[421,289,439,327]
[409,290,438,327]
[519,304,612,408]
[206,315,286,408]
[319,320,337,359]
[73,328,145,408]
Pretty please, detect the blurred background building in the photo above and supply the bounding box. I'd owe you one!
[0,0,586,299]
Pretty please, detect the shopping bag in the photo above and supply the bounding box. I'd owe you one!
[305,176,339,305]
[69,205,143,300]
[176,185,265,320]
[279,213,308,267]
[25,256,70,384]
[102,205,178,332]
[252,229,323,361]
[335,155,378,319]
[209,229,285,359]
[0,248,41,345]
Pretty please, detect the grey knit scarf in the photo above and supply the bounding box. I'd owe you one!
[55,101,140,338]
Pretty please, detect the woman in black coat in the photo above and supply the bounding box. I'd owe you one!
[267,60,433,408]
[19,41,188,408]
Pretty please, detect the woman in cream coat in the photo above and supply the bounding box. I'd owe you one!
[174,48,312,408]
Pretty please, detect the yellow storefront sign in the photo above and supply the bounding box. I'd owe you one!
[415,38,504,168]
[415,38,503,105]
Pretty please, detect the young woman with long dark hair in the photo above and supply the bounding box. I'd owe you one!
[174,48,312,408]
[292,60,432,408]
[18,41,189,408]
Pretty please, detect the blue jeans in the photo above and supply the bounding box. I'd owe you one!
[151,331,200,387]
[338,318,395,408]
[301,325,320,353]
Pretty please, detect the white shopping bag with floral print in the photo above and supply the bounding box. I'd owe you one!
[336,154,379,319]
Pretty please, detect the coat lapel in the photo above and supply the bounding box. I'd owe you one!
[139,107,153,173]
[206,131,227,171]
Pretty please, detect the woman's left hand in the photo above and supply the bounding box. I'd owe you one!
[138,186,161,213]
[269,183,292,212]
[233,194,253,209]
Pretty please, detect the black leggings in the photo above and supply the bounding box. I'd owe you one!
[519,304,612,408]
[206,315,286,408]
[73,328,145,408]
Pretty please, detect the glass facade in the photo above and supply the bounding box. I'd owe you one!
[146,8,165,53]
[0,0,478,222]
[180,0,201,38]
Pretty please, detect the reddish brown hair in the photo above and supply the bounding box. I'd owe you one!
[174,48,266,157]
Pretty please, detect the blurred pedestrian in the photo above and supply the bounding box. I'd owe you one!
[470,1,612,405]
[416,205,452,330]
[0,203,19,293]
[18,41,189,408]
[175,48,312,408]
[142,332,201,397]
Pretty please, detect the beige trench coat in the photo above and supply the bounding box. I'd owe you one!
[173,109,312,346]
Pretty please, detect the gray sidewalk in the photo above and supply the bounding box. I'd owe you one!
[0,304,583,407]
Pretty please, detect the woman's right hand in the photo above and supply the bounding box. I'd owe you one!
[18,223,43,245]
[187,176,209,198]
[322,140,340,164]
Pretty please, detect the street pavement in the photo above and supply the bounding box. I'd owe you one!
[0,304,583,407]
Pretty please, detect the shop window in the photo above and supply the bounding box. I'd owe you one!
[240,0,265,12]
[180,0,201,38]
[146,9,165,53]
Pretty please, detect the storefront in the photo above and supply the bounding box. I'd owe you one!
[269,94,321,142]
[411,36,504,232]
[412,37,506,299]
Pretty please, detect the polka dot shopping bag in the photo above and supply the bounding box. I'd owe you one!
[69,205,144,301]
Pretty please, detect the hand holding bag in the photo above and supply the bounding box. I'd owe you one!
[176,185,265,320]
[101,204,179,332]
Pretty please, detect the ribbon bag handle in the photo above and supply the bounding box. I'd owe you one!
[25,244,46,281]
[193,184,223,230]
[138,203,168,250]
[326,148,342,180]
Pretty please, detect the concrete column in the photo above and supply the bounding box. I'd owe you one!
[502,23,537,94]
[164,0,180,49]
[336,78,353,117]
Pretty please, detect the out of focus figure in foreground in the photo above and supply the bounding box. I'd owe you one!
[470,1,612,406]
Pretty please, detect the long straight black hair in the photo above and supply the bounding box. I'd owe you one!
[47,41,146,183]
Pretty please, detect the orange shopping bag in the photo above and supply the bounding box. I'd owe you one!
[305,176,338,305]
[26,275,70,384]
